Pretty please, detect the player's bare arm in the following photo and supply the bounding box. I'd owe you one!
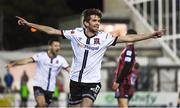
[16,16,62,35]
[112,82,120,90]
[64,66,71,73]
[116,29,166,43]
[113,64,132,90]
[6,57,34,69]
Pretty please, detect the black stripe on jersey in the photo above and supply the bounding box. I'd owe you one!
[78,38,90,82]
[46,58,53,91]
[111,37,118,46]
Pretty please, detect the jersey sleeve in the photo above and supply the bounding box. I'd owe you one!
[116,49,134,83]
[105,33,118,47]
[61,57,69,68]
[61,28,76,40]
[32,53,41,62]
[113,58,122,82]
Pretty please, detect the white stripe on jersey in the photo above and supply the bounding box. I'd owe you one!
[63,27,116,83]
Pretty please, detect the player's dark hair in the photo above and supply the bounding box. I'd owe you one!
[127,29,137,35]
[82,8,102,23]
[48,39,60,45]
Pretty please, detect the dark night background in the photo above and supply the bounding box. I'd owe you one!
[0,0,103,50]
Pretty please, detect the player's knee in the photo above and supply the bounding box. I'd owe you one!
[120,102,128,107]
[37,103,46,107]
[119,99,128,107]
[81,97,93,107]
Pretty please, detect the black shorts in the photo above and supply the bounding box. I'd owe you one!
[33,86,54,106]
[68,80,101,105]
[115,84,135,101]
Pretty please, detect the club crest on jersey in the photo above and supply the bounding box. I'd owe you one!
[56,60,59,64]
[94,38,100,44]
[71,30,75,34]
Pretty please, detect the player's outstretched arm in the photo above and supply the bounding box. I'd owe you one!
[16,16,62,35]
[6,57,34,69]
[116,29,166,43]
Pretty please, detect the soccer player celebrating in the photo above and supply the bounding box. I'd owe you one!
[7,39,70,107]
[15,8,165,107]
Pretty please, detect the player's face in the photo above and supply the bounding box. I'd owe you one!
[50,41,60,55]
[87,15,101,33]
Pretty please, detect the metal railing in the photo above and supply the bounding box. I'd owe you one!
[124,0,180,64]
[140,65,180,92]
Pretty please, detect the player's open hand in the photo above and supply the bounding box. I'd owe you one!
[152,29,166,38]
[112,82,120,90]
[16,16,28,26]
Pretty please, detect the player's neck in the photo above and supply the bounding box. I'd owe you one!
[85,28,97,37]
[47,51,56,58]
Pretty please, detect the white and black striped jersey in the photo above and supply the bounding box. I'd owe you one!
[62,27,117,83]
[32,52,69,91]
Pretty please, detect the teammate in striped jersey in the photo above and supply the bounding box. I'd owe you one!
[7,39,70,107]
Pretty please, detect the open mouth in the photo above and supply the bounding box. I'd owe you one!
[94,26,99,30]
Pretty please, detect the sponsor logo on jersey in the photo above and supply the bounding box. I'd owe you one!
[76,38,99,51]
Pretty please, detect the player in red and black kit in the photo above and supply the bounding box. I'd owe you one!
[112,29,139,108]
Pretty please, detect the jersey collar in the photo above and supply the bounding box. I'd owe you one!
[47,51,57,59]
[83,28,97,38]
